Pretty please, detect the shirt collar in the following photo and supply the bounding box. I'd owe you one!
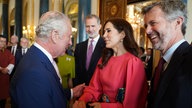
[22,48,27,50]
[13,44,17,47]
[163,39,185,63]
[34,42,54,63]
[89,35,100,43]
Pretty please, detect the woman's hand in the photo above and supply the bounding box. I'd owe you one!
[89,102,101,108]
[72,100,86,108]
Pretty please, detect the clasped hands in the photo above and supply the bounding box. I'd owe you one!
[0,67,9,74]
[72,83,86,97]
[71,83,101,108]
[72,101,101,108]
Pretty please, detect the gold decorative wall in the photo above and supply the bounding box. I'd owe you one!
[65,0,78,49]
[126,1,153,49]
[100,0,127,34]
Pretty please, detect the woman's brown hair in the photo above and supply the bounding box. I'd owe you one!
[98,18,139,69]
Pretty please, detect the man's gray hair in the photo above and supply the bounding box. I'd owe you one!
[86,14,101,24]
[35,11,70,41]
[20,37,29,41]
[142,0,187,35]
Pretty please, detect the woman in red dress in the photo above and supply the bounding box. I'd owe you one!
[73,18,148,108]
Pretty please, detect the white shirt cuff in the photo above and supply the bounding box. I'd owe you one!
[7,64,14,74]
[70,89,73,99]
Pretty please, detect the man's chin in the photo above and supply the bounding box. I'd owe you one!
[88,34,98,38]
[59,52,66,57]
[88,35,94,38]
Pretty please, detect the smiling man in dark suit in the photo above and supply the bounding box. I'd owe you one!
[142,1,192,108]
[10,11,85,108]
[73,14,105,86]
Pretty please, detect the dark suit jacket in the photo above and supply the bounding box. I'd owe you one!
[148,41,192,108]
[10,45,70,108]
[9,48,29,80]
[14,48,29,66]
[73,36,105,86]
[7,45,21,56]
[7,45,21,79]
[145,56,153,81]
[140,55,146,62]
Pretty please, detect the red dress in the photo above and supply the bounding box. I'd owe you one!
[0,49,15,99]
[79,52,148,108]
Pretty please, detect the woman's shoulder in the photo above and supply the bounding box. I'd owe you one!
[124,52,143,63]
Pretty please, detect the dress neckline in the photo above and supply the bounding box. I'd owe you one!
[112,52,129,58]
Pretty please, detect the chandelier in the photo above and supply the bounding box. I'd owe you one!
[22,25,36,45]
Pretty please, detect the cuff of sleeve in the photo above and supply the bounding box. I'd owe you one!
[7,64,14,74]
[70,89,73,99]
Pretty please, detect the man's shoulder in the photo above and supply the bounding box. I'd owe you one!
[76,40,88,47]
[183,42,192,55]
[6,46,11,50]
[17,44,21,49]
[3,48,12,55]
[184,45,192,60]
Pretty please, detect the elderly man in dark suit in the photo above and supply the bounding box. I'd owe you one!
[73,14,105,86]
[14,37,29,65]
[142,0,192,108]
[10,37,29,80]
[7,35,21,56]
[10,11,85,108]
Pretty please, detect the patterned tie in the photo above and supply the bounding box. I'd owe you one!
[145,56,150,62]
[52,60,62,83]
[22,49,25,55]
[11,46,15,55]
[86,39,94,70]
[153,57,166,93]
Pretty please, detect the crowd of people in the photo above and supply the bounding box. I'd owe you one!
[0,0,192,108]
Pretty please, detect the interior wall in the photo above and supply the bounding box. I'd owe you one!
[185,0,192,43]
[91,0,99,16]
[34,0,40,26]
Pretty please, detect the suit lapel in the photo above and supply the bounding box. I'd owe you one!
[83,40,89,68]
[30,45,61,85]
[36,48,65,96]
[155,42,189,104]
[44,60,61,83]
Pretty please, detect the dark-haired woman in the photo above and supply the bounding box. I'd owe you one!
[73,18,148,108]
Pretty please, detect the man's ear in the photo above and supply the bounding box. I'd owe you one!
[51,30,58,44]
[175,16,184,30]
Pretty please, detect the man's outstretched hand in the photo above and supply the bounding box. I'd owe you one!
[72,83,86,97]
